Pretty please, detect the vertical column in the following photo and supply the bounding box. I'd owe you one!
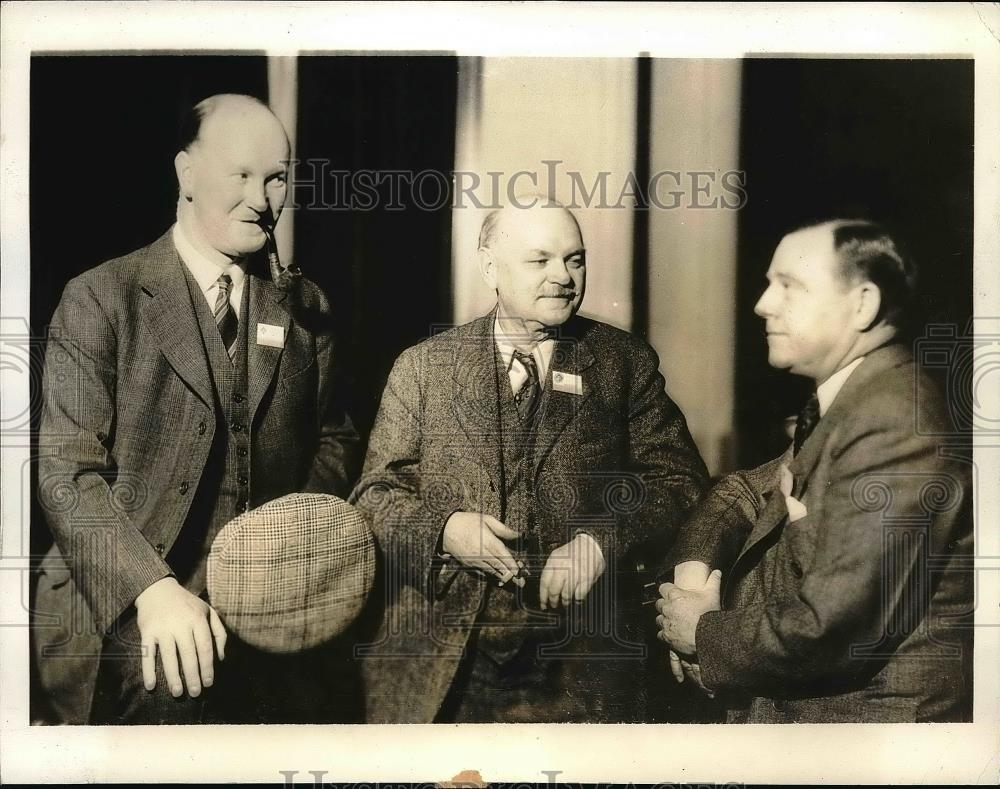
[451,57,638,330]
[647,59,742,474]
[451,57,485,328]
[268,55,298,268]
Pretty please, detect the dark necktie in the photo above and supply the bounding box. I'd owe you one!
[213,274,238,362]
[512,350,541,421]
[793,392,820,455]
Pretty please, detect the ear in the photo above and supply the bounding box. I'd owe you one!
[174,150,194,202]
[478,247,498,290]
[852,281,882,331]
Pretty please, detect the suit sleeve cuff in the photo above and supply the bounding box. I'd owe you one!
[430,509,462,598]
[695,608,742,694]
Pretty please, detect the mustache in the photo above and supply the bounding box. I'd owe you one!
[539,289,577,298]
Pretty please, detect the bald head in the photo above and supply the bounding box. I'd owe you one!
[179,94,289,157]
[478,197,582,252]
[477,199,586,334]
[174,94,290,265]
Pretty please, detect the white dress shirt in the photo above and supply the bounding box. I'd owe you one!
[816,356,866,416]
[172,223,247,319]
[493,312,556,396]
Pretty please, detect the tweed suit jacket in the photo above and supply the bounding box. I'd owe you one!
[671,343,973,722]
[35,228,359,722]
[350,310,709,722]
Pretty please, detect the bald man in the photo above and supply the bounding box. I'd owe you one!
[351,199,708,722]
[36,94,359,724]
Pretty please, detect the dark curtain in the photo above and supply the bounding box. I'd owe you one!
[294,55,458,441]
[734,59,974,467]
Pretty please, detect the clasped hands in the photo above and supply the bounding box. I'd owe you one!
[442,511,605,609]
[655,562,722,697]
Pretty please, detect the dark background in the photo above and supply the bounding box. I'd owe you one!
[28,54,974,722]
[295,56,457,436]
[733,58,974,466]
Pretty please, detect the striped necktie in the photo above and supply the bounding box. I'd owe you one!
[213,273,238,362]
[512,350,541,421]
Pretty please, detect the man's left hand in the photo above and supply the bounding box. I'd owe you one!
[538,533,605,610]
[655,569,722,655]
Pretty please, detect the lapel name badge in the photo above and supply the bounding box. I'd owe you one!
[552,371,583,396]
[256,323,285,349]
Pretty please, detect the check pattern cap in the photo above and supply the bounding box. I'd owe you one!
[207,493,375,653]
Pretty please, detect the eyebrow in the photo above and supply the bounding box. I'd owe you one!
[526,248,586,258]
[227,163,288,175]
[768,270,804,286]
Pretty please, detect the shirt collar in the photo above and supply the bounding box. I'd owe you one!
[493,309,556,381]
[172,222,246,294]
[816,356,866,416]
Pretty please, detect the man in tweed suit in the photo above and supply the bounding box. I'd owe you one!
[657,219,973,722]
[36,94,359,723]
[351,199,709,722]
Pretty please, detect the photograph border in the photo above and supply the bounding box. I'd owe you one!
[2,2,998,784]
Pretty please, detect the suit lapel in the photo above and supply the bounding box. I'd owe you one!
[247,272,291,423]
[452,313,503,477]
[788,343,912,485]
[532,323,596,479]
[733,488,788,568]
[138,230,214,409]
[732,344,913,569]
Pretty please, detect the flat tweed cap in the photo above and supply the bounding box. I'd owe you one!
[208,493,375,653]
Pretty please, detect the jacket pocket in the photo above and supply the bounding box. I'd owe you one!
[279,355,317,385]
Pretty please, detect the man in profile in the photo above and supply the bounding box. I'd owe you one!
[352,197,709,722]
[657,219,973,722]
[36,94,359,723]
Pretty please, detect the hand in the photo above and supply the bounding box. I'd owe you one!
[134,577,227,698]
[673,560,710,590]
[668,651,716,697]
[538,533,606,610]
[666,561,715,695]
[442,512,524,587]
[655,568,722,655]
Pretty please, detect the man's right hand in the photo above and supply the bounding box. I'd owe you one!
[442,511,524,587]
[134,577,227,698]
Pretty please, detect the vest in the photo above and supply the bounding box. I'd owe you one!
[475,346,558,664]
[167,268,252,595]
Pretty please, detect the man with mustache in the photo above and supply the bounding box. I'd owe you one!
[656,219,973,722]
[36,94,360,723]
[352,198,708,722]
